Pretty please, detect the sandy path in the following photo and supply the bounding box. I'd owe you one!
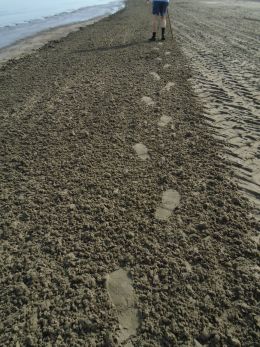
[0,0,259,346]
[171,0,260,219]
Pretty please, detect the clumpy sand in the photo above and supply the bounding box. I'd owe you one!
[0,0,259,346]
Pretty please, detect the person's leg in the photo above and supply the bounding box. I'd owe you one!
[160,2,168,40]
[149,1,159,41]
[153,15,158,33]
[161,15,167,40]
[149,15,159,41]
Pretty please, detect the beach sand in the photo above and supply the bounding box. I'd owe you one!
[172,0,260,219]
[0,0,259,346]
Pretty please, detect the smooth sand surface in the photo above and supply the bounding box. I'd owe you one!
[172,0,260,219]
[0,0,259,346]
[107,269,139,345]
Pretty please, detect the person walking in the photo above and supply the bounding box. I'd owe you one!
[147,0,169,41]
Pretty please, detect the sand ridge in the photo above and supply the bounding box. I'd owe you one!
[0,0,259,346]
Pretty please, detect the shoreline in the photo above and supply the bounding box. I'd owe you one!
[0,17,103,67]
[0,0,259,346]
[0,3,126,67]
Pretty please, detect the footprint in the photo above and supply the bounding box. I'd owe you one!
[184,261,192,272]
[106,269,139,345]
[163,64,171,69]
[149,72,161,81]
[155,189,181,221]
[133,143,149,160]
[165,51,171,56]
[141,96,155,106]
[161,82,175,92]
[158,115,172,127]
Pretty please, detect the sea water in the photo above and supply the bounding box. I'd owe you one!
[0,0,125,49]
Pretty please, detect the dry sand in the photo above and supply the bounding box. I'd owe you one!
[171,0,260,219]
[0,0,259,346]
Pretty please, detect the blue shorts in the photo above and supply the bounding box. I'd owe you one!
[152,1,168,16]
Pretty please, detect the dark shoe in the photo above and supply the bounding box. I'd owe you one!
[149,36,156,42]
[161,36,166,41]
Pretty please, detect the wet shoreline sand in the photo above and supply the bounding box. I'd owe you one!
[0,15,108,67]
[0,0,259,346]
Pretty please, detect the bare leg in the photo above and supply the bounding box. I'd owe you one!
[161,16,167,40]
[161,16,167,29]
[152,15,159,33]
[149,15,159,41]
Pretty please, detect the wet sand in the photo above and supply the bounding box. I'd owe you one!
[0,0,259,346]
[0,16,105,67]
[172,0,260,219]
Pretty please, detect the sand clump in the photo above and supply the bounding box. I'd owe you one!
[0,0,259,346]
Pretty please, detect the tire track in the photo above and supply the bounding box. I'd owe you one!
[171,0,260,218]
